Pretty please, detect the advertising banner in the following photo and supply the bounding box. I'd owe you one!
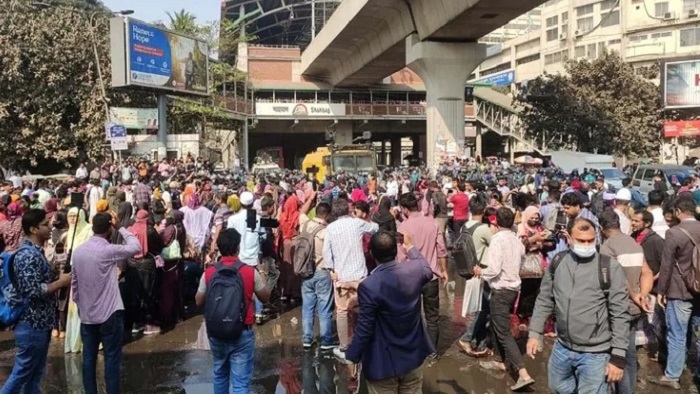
[111,17,209,96]
[664,60,700,109]
[470,70,516,87]
[109,107,158,129]
[255,102,346,117]
[663,120,700,138]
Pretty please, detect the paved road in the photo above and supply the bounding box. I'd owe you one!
[0,285,694,393]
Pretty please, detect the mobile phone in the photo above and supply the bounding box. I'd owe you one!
[394,232,404,244]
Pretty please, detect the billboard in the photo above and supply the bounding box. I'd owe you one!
[663,59,700,109]
[109,107,158,129]
[110,17,209,96]
[663,120,700,138]
[255,103,346,117]
[470,69,516,87]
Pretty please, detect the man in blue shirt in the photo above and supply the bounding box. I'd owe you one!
[345,231,434,392]
[2,209,71,393]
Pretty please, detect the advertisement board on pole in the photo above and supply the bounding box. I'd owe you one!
[663,59,700,109]
[109,124,128,151]
[663,120,700,138]
[254,103,346,117]
[109,107,158,129]
[110,17,209,96]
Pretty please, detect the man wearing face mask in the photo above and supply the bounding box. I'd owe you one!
[526,218,630,394]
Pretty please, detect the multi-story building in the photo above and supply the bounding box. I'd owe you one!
[472,0,700,85]
[480,6,543,44]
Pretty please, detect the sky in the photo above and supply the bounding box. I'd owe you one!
[102,0,222,24]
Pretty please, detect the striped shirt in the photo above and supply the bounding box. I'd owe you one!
[322,216,378,282]
[600,232,644,316]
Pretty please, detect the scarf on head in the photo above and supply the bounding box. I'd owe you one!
[128,209,150,257]
[117,201,134,228]
[372,195,394,226]
[227,194,241,213]
[187,193,201,210]
[67,207,91,251]
[518,205,542,236]
[6,201,23,220]
[96,199,109,213]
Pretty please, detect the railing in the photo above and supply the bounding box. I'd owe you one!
[474,98,542,154]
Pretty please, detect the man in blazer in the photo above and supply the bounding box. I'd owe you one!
[345,231,434,393]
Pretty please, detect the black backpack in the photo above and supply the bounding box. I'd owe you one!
[590,191,605,217]
[452,222,486,279]
[205,261,247,340]
[549,251,611,293]
[293,222,325,279]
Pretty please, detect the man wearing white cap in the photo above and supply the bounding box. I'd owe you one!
[226,191,262,268]
[614,188,632,235]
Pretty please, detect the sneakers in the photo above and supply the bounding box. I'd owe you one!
[647,376,681,390]
[320,344,337,351]
[333,347,351,364]
[255,314,264,325]
[144,325,160,335]
[131,326,144,335]
[303,343,313,351]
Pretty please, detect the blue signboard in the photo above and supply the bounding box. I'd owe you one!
[109,124,127,138]
[124,19,209,95]
[473,70,516,87]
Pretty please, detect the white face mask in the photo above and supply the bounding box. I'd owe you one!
[571,243,596,258]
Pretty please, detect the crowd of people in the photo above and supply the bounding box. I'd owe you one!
[1,154,700,393]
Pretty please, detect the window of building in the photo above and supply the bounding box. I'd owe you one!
[654,2,669,17]
[608,38,622,45]
[575,45,586,58]
[577,16,594,32]
[598,42,607,57]
[587,43,597,59]
[684,0,700,14]
[629,34,649,42]
[545,50,569,65]
[562,11,569,22]
[547,27,559,41]
[516,53,541,65]
[680,26,700,47]
[576,4,594,17]
[562,11,569,35]
[546,15,559,27]
[651,31,672,39]
[600,0,617,10]
[601,10,620,27]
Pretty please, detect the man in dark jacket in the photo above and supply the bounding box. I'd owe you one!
[345,231,434,392]
[648,197,700,390]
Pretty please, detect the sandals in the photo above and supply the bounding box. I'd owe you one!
[479,360,507,372]
[458,340,492,358]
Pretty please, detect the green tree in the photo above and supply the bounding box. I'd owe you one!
[515,52,662,158]
[166,9,200,36]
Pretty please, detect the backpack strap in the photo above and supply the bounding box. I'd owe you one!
[598,254,611,294]
[548,251,569,277]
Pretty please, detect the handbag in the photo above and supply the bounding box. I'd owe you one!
[461,278,483,317]
[520,252,544,278]
[161,228,182,260]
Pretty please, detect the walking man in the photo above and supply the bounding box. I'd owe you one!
[71,213,142,394]
[2,209,71,393]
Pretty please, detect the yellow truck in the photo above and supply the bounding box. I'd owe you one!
[302,143,377,182]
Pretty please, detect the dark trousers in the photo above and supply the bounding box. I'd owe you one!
[453,219,467,235]
[81,310,124,394]
[125,257,157,328]
[489,289,524,372]
[422,279,440,352]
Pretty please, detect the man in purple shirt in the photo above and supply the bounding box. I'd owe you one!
[397,192,447,365]
[72,213,141,394]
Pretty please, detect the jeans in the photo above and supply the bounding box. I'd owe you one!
[665,299,700,380]
[301,270,335,347]
[1,322,51,394]
[81,310,124,394]
[209,329,255,393]
[461,283,490,351]
[548,341,610,394]
[489,289,523,372]
[422,279,440,352]
[615,316,639,394]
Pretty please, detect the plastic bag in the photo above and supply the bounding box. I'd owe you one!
[461,278,483,317]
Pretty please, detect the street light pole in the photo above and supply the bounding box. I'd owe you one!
[89,12,110,120]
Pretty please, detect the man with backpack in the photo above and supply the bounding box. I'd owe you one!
[2,209,71,393]
[527,217,630,393]
[195,228,270,393]
[296,196,336,352]
[648,197,700,390]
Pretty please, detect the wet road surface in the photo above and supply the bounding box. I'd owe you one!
[0,283,696,393]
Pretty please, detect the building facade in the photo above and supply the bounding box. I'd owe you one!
[472,0,700,84]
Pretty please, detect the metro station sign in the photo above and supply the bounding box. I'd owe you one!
[255,102,346,117]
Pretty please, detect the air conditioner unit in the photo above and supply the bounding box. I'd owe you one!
[559,32,568,40]
[574,29,582,37]
[663,11,677,20]
[690,9,700,18]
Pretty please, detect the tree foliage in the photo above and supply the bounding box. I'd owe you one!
[515,52,662,158]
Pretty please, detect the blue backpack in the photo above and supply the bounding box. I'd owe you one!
[0,246,29,327]
[205,261,247,340]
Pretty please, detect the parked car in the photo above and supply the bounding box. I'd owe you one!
[597,167,626,191]
[631,164,695,195]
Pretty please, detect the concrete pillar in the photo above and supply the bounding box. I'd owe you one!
[156,94,168,160]
[406,34,486,174]
[380,141,387,166]
[334,123,353,145]
[475,124,483,159]
[411,135,420,159]
[508,137,514,163]
[390,137,402,166]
